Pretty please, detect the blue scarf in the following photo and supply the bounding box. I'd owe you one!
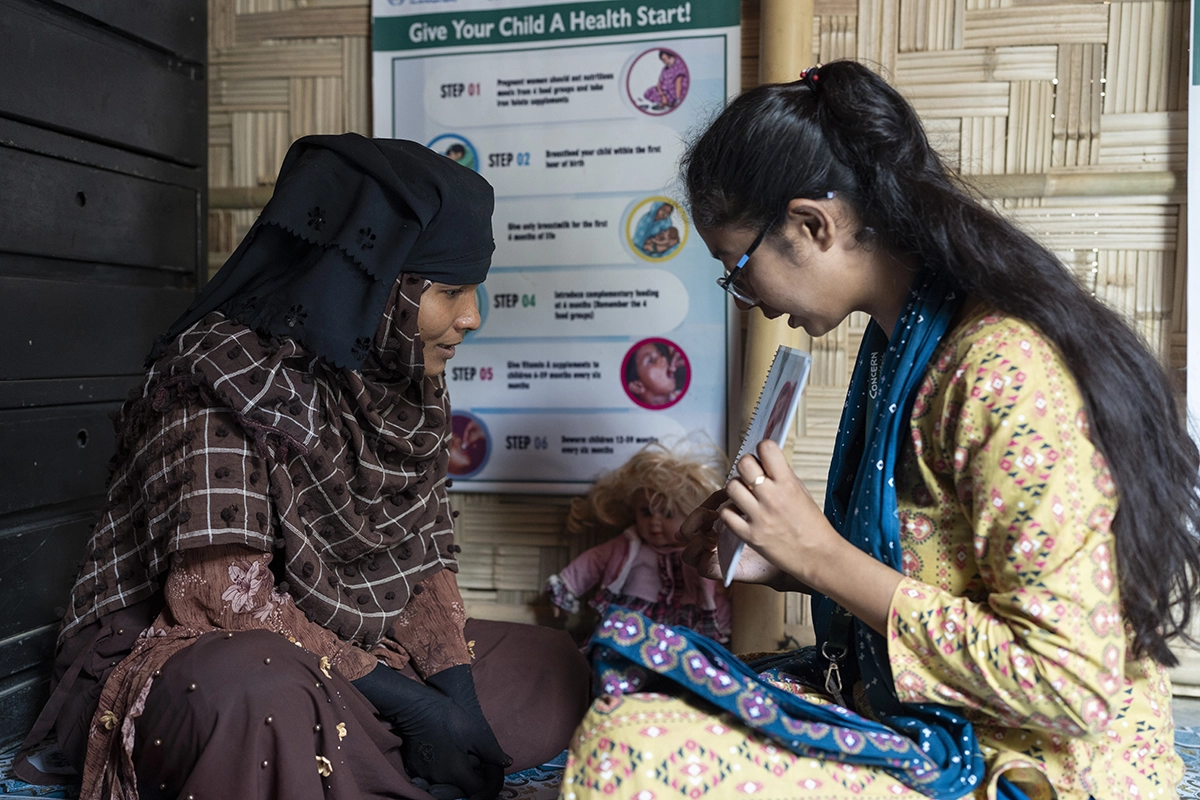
[590,272,1030,799]
[814,270,991,797]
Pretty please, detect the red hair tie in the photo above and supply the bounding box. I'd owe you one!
[799,64,823,84]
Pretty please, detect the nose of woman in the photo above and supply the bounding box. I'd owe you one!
[458,294,481,332]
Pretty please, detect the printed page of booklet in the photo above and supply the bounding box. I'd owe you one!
[717,346,813,587]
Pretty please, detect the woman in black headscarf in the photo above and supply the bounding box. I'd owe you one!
[17,134,590,800]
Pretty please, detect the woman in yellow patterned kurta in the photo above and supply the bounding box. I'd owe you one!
[562,61,1198,800]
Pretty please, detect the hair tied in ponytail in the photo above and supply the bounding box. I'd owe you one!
[799,64,824,90]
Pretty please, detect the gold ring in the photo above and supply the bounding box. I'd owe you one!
[751,475,766,487]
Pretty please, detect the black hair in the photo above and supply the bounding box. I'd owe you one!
[683,59,1200,665]
[445,144,466,157]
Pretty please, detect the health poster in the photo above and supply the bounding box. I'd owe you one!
[372,0,739,491]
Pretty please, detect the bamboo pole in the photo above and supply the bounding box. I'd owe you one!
[729,0,813,656]
[963,169,1184,200]
[211,186,274,207]
[203,173,1192,213]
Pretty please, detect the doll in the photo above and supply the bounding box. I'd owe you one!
[546,443,732,643]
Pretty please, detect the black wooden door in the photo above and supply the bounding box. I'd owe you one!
[0,0,206,745]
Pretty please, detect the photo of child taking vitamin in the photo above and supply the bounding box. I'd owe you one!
[621,338,689,409]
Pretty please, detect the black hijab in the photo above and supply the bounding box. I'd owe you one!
[154,134,494,368]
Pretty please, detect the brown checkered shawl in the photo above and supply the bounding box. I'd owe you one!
[61,274,457,649]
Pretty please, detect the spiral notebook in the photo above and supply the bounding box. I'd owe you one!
[718,346,813,587]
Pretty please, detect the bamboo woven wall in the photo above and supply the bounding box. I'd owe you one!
[772,0,1188,518]
[207,0,1189,632]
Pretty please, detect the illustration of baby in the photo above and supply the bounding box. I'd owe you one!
[444,142,476,171]
[448,416,487,475]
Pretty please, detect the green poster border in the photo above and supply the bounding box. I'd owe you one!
[1193,2,1199,86]
[374,1,739,51]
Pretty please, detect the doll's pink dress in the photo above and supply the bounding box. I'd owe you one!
[547,528,731,643]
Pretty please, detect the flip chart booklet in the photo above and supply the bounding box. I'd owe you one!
[717,346,813,587]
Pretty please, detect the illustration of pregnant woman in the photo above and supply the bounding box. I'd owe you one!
[643,50,689,111]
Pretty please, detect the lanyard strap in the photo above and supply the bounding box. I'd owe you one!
[822,345,882,709]
[822,603,853,707]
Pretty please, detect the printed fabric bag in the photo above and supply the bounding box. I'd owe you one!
[589,607,992,800]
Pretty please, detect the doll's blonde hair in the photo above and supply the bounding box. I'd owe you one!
[567,441,725,540]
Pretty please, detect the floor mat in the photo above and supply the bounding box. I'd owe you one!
[8,733,1200,798]
[0,742,567,799]
[1176,727,1200,800]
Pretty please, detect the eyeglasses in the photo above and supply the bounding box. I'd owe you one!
[716,222,771,306]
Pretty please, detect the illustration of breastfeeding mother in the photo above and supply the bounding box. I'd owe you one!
[643,50,689,111]
[632,201,681,258]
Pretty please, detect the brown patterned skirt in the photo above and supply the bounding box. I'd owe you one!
[48,615,589,800]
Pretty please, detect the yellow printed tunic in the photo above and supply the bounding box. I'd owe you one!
[561,311,1181,800]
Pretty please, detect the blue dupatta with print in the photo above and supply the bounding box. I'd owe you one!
[588,271,1032,799]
